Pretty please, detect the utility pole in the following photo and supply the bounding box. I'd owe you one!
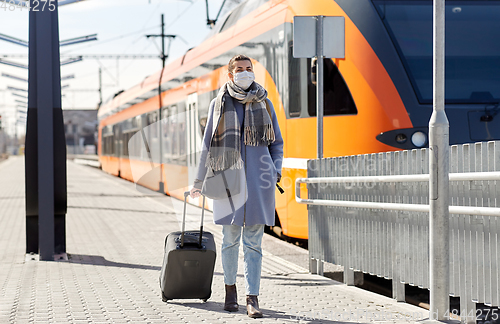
[14,108,17,150]
[98,67,102,108]
[146,14,176,193]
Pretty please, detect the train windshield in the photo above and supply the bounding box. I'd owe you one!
[374,0,500,104]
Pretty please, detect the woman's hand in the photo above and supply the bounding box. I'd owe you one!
[190,187,202,198]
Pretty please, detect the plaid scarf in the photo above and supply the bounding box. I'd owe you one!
[206,81,275,172]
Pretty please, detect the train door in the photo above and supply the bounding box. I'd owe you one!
[186,93,202,187]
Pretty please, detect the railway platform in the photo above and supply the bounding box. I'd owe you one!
[0,156,430,323]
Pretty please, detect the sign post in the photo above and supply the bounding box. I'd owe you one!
[293,15,345,276]
[316,16,324,159]
[293,16,345,159]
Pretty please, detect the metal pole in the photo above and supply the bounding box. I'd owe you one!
[158,14,165,192]
[30,1,61,261]
[145,17,177,193]
[316,15,324,159]
[98,67,102,107]
[14,109,17,151]
[429,0,449,320]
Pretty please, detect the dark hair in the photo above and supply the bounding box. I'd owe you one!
[228,54,252,74]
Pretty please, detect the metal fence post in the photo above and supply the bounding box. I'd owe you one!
[308,159,318,274]
[429,0,450,320]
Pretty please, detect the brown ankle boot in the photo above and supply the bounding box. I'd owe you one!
[224,284,238,312]
[246,295,263,318]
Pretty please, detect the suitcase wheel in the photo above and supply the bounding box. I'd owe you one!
[202,299,208,303]
[161,293,170,303]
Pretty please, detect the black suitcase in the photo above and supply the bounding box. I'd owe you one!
[160,192,216,302]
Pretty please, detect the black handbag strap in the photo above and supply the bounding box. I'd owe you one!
[221,171,235,214]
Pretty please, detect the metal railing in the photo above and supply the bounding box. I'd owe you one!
[296,141,500,323]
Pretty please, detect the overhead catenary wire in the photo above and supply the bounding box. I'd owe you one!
[61,0,197,56]
[164,0,198,30]
[0,54,160,59]
[98,1,198,97]
[114,1,199,87]
[0,0,208,111]
[205,0,227,27]
[61,25,160,55]
[141,0,163,31]
[107,1,197,86]
[119,42,156,76]
[95,58,118,84]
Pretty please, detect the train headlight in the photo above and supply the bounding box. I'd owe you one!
[411,131,427,147]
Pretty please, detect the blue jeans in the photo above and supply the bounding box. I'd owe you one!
[221,224,264,296]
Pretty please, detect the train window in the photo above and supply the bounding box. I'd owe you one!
[219,0,269,33]
[288,57,308,117]
[163,105,179,164]
[158,104,187,166]
[162,107,171,163]
[148,111,159,141]
[220,2,246,32]
[141,113,150,161]
[109,137,112,156]
[122,130,137,157]
[101,125,114,156]
[122,133,127,157]
[113,124,120,157]
[127,130,142,160]
[180,109,187,164]
[120,116,140,158]
[170,106,179,160]
[374,0,500,104]
[241,0,268,16]
[102,135,114,156]
[307,58,357,116]
[207,0,270,37]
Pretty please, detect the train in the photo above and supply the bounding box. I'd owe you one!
[98,0,500,240]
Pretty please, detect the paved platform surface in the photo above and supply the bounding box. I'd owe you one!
[0,157,430,323]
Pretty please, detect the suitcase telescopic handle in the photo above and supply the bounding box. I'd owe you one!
[181,191,206,249]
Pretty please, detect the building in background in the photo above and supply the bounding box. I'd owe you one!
[63,110,98,155]
[0,129,7,157]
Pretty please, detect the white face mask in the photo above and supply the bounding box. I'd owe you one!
[233,71,255,90]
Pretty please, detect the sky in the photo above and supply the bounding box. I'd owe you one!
[0,0,235,136]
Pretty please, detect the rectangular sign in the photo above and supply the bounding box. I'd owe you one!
[293,16,345,59]
[324,16,345,59]
[293,16,317,58]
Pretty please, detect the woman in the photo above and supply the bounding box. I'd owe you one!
[190,54,283,318]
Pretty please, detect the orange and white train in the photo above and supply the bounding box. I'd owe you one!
[98,0,500,239]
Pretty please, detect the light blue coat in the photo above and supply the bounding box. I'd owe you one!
[195,97,284,226]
